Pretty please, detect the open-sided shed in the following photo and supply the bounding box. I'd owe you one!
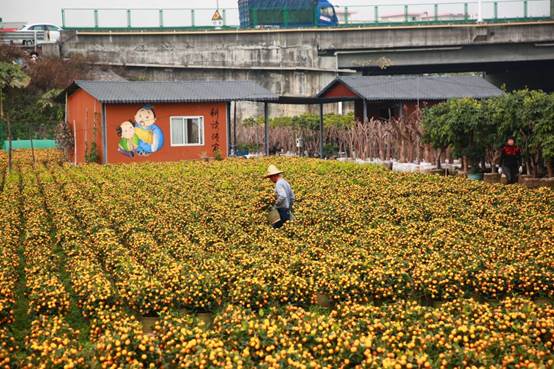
[317,75,504,121]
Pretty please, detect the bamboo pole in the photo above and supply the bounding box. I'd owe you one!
[7,116,12,173]
[28,123,35,168]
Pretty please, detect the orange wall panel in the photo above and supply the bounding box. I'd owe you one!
[322,82,358,98]
[66,89,103,164]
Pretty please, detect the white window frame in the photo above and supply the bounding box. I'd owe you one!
[170,116,205,147]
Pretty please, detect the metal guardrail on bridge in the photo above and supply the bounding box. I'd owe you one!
[61,0,551,30]
[0,31,46,50]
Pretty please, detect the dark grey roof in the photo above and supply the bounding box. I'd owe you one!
[318,75,503,101]
[65,80,278,103]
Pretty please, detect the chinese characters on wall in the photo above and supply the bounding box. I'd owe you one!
[210,107,220,155]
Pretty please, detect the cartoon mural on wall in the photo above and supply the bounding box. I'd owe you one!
[116,105,164,158]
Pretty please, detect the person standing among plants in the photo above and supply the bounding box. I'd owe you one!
[265,165,295,229]
[500,137,522,184]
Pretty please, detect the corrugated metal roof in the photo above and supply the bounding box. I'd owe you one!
[67,80,278,103]
[318,75,504,101]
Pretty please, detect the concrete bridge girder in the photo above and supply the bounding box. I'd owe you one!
[55,21,554,117]
[64,32,327,71]
[61,22,554,73]
[336,43,554,70]
[316,22,554,52]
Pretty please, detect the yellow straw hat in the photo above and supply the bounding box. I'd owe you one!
[264,164,283,178]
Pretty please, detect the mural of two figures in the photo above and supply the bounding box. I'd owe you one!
[117,105,164,158]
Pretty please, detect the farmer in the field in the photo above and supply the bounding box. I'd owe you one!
[500,136,522,185]
[265,165,295,229]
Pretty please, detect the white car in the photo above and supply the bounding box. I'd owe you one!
[18,23,62,45]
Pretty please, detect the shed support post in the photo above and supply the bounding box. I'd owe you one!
[226,102,231,158]
[28,123,35,168]
[233,101,237,156]
[363,99,368,123]
[7,116,12,173]
[319,104,324,158]
[264,102,269,156]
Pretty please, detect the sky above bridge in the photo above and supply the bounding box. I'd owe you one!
[2,0,548,26]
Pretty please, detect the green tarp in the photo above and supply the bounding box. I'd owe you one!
[2,140,57,151]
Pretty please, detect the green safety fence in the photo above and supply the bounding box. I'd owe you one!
[61,0,552,31]
[2,140,57,151]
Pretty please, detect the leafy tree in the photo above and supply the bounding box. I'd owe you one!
[422,98,493,173]
[423,91,554,178]
[0,62,31,171]
[445,98,492,173]
[531,93,554,177]
[324,113,355,129]
[0,62,31,118]
[244,112,355,129]
[0,46,92,147]
[289,114,313,130]
[487,89,549,177]
[519,90,551,177]
[26,55,92,92]
[422,103,451,168]
[1,88,61,140]
[270,116,293,128]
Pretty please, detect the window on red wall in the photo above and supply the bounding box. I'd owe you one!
[170,116,205,146]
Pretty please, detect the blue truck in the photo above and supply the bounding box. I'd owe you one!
[238,0,338,28]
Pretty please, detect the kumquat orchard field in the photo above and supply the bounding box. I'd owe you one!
[0,149,552,369]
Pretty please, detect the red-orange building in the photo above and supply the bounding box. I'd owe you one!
[62,80,276,164]
[317,75,503,121]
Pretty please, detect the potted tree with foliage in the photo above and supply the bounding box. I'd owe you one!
[422,102,451,171]
[446,98,494,180]
[522,90,554,179]
[489,89,549,179]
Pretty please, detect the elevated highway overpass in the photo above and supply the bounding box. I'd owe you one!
[53,20,554,117]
